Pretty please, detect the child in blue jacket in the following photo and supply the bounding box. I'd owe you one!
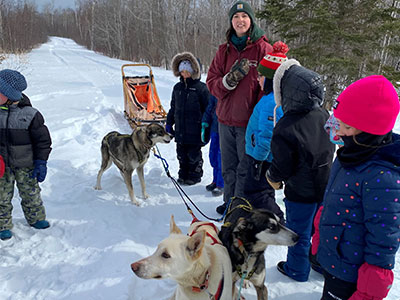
[201,95,224,196]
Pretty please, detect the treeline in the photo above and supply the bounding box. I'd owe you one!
[0,0,399,105]
[0,1,48,53]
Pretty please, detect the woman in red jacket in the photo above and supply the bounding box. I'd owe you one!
[206,1,272,214]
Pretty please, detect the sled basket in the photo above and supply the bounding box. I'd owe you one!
[122,64,167,128]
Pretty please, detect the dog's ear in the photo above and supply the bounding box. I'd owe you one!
[233,217,247,237]
[186,231,205,260]
[169,215,182,234]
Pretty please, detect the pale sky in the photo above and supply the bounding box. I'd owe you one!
[34,0,76,11]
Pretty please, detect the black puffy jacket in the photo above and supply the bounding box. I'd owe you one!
[167,52,209,145]
[0,94,52,168]
[268,60,335,203]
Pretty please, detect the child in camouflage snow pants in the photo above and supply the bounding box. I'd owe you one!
[0,69,52,240]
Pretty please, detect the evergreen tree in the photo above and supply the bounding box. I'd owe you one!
[259,0,400,107]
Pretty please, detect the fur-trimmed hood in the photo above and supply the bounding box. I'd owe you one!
[171,52,201,80]
[273,58,324,114]
[273,59,301,108]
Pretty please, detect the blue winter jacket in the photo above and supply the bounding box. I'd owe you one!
[201,95,218,134]
[245,92,283,162]
[318,133,400,283]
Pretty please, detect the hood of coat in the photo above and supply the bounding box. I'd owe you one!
[374,132,400,167]
[171,52,201,80]
[273,59,324,114]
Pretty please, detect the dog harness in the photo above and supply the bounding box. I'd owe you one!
[191,269,225,300]
[221,198,258,280]
[189,217,225,299]
[189,217,222,245]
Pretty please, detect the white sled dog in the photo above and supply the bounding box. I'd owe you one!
[131,215,233,300]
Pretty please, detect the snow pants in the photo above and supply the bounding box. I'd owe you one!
[283,199,318,282]
[176,143,203,181]
[218,123,246,204]
[0,167,46,230]
[209,132,223,188]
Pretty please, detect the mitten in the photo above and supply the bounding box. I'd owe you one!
[165,124,175,136]
[201,122,209,143]
[266,171,283,190]
[224,58,250,88]
[250,158,263,181]
[31,160,47,182]
[0,155,4,178]
[348,263,393,300]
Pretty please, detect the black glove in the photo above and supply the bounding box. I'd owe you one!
[251,158,263,181]
[225,58,250,87]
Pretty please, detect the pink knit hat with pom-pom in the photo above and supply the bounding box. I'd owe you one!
[334,75,399,135]
[257,41,289,79]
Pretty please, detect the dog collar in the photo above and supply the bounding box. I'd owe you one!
[192,269,224,300]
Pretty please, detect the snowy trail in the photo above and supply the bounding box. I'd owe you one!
[0,37,399,300]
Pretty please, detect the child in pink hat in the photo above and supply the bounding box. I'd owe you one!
[314,75,400,300]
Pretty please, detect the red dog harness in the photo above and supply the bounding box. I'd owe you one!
[189,217,222,245]
[189,217,224,299]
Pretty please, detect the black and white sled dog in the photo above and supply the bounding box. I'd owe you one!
[94,123,172,205]
[131,215,233,300]
[219,197,299,300]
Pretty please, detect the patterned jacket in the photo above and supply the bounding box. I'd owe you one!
[318,133,400,283]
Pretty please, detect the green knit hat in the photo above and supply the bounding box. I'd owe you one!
[229,1,255,23]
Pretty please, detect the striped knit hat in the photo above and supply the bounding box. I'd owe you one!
[257,41,289,80]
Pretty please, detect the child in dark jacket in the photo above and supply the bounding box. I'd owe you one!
[201,95,224,196]
[235,41,287,220]
[0,69,52,240]
[166,52,209,185]
[314,75,400,300]
[266,59,335,282]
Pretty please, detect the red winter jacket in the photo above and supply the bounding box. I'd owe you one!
[207,36,272,127]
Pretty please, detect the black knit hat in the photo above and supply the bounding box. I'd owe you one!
[229,1,255,23]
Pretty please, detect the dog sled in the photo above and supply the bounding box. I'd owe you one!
[122,64,167,128]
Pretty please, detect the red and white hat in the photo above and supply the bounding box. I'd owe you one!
[257,41,289,79]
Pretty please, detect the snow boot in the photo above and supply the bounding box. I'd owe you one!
[0,229,12,240]
[31,220,50,229]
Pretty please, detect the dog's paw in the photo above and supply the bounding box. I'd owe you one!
[142,193,149,199]
[131,200,140,206]
[94,185,102,190]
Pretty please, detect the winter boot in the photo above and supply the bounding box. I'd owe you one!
[0,229,12,240]
[31,220,50,229]
[212,187,224,197]
[206,182,217,191]
[216,202,228,215]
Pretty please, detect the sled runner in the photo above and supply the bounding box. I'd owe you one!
[122,64,167,128]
